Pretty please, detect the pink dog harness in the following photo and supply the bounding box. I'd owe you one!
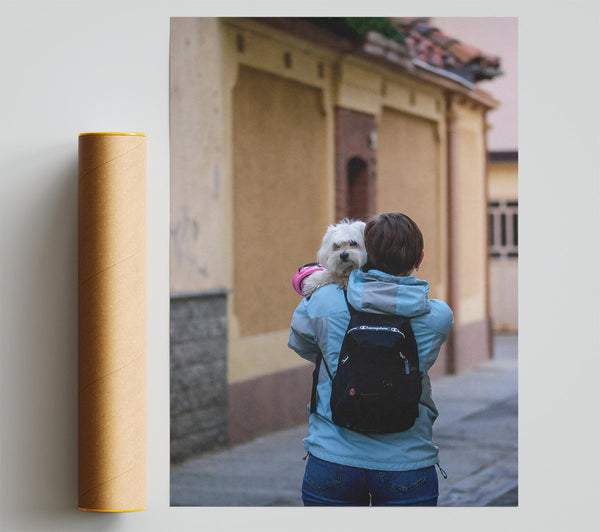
[293,263,325,295]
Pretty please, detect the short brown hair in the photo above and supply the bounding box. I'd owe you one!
[364,213,424,275]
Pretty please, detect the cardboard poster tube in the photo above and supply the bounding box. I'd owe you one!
[78,132,147,512]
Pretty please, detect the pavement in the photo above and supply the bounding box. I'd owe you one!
[171,333,518,507]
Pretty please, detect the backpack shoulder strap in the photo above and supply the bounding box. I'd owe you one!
[343,289,358,316]
[310,290,351,414]
[310,352,334,414]
[309,354,321,414]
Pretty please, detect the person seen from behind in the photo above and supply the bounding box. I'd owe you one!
[288,212,454,506]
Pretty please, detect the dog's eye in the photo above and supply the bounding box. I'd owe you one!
[350,241,358,247]
[333,243,340,251]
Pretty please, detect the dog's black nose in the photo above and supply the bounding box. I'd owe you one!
[340,252,349,262]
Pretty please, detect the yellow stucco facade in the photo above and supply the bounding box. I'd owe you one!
[377,108,447,301]
[222,19,335,383]
[170,17,230,294]
[449,99,488,324]
[171,17,496,389]
[223,18,459,384]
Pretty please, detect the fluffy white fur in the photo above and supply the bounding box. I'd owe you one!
[302,219,367,296]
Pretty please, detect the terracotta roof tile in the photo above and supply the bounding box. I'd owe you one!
[392,17,502,82]
[430,45,445,68]
[448,41,483,63]
[301,17,502,84]
[429,29,458,49]
[444,54,457,69]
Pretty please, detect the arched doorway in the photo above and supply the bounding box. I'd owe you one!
[347,156,370,220]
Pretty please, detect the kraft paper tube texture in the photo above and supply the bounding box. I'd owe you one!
[78,132,147,512]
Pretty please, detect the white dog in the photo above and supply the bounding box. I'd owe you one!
[301,219,367,297]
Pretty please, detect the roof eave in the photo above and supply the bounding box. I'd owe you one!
[412,60,499,109]
[248,17,499,109]
[352,31,499,109]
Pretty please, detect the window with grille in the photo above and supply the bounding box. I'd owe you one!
[489,200,518,258]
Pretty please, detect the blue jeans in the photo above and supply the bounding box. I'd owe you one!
[302,454,438,506]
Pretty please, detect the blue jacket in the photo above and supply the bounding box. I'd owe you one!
[288,268,454,471]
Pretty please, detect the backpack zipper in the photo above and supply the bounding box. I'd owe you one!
[398,352,410,374]
[348,325,409,375]
[348,325,405,339]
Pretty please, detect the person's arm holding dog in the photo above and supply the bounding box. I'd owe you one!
[288,296,320,364]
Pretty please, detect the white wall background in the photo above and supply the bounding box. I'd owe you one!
[1,1,597,531]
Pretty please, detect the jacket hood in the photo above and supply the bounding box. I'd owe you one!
[346,269,431,318]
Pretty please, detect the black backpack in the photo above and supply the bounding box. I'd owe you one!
[310,291,422,433]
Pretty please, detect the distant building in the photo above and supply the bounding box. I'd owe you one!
[170,17,505,462]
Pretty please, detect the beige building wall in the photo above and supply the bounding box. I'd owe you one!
[222,19,494,382]
[221,19,337,386]
[377,109,443,299]
[454,103,487,321]
[334,59,452,377]
[170,17,230,294]
[489,159,518,332]
[490,259,518,331]
[232,65,328,337]
[171,18,497,446]
[489,161,518,198]
[334,59,449,304]
[447,97,491,371]
[230,64,329,377]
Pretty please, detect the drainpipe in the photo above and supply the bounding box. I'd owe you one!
[445,94,460,374]
[483,111,494,360]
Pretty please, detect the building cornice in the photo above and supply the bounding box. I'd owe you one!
[249,17,498,110]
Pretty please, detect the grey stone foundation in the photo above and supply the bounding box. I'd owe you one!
[170,292,228,463]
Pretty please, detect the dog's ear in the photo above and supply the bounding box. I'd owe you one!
[348,220,366,243]
[354,220,366,232]
[316,240,328,266]
[316,226,334,265]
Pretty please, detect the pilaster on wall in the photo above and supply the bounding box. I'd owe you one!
[170,17,230,295]
[445,94,492,373]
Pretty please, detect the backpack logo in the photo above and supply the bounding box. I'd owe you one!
[349,325,405,339]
